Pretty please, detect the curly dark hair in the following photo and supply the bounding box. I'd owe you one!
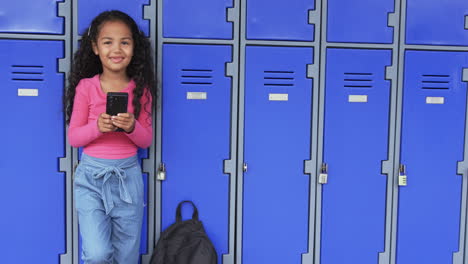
[64,10,156,124]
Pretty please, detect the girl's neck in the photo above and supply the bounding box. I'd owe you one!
[99,72,131,93]
[100,71,130,83]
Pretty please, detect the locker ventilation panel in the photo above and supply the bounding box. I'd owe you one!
[180,69,213,85]
[11,65,45,82]
[344,72,374,88]
[421,74,451,90]
[264,70,295,87]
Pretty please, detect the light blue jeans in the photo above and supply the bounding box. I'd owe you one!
[74,153,144,264]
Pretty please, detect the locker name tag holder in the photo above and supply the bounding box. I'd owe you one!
[18,88,39,96]
[187,92,207,100]
[348,95,367,103]
[426,96,444,104]
[269,93,288,101]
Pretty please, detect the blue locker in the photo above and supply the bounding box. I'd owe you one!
[327,0,394,44]
[321,49,391,263]
[78,0,150,36]
[162,44,232,263]
[163,0,233,39]
[396,51,468,263]
[243,46,312,263]
[0,0,64,34]
[406,0,468,45]
[246,0,315,41]
[0,40,64,263]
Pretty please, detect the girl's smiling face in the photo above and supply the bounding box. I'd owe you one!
[92,20,134,76]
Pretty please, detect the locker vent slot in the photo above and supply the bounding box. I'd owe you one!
[421,74,450,90]
[344,72,373,88]
[264,70,295,87]
[180,69,213,85]
[11,65,44,82]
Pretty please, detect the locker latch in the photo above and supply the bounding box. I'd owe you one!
[157,163,166,181]
[318,163,328,184]
[399,164,407,186]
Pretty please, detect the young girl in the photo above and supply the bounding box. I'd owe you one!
[64,10,155,264]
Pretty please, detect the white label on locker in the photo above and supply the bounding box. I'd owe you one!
[187,92,207,100]
[348,95,368,103]
[18,88,38,96]
[426,97,444,104]
[269,93,288,101]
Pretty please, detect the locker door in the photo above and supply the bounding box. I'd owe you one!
[0,0,64,34]
[163,0,233,39]
[243,46,312,264]
[396,51,468,263]
[320,49,391,263]
[246,0,315,41]
[162,44,232,263]
[327,0,394,44]
[406,0,468,45]
[78,0,150,36]
[0,40,65,263]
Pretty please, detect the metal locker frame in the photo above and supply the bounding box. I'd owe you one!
[236,0,322,263]
[314,0,401,263]
[155,1,239,264]
[0,0,72,263]
[390,1,468,263]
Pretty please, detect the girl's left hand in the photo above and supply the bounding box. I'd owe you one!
[112,113,135,133]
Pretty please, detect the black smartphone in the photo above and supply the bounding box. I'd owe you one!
[106,92,128,116]
[106,92,128,132]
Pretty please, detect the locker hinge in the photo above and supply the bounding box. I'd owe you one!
[318,163,328,184]
[243,163,248,172]
[398,164,407,186]
[465,16,468,30]
[157,163,166,181]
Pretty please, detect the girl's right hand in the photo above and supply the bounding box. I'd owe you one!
[98,113,117,133]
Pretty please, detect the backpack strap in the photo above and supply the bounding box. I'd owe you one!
[176,200,199,222]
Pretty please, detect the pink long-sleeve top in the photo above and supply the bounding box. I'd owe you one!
[68,74,152,159]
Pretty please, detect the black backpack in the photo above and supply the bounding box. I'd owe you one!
[150,200,218,264]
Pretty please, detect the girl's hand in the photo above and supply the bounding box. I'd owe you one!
[98,113,117,133]
[112,113,135,133]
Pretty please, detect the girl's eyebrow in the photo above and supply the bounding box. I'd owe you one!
[100,36,132,40]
